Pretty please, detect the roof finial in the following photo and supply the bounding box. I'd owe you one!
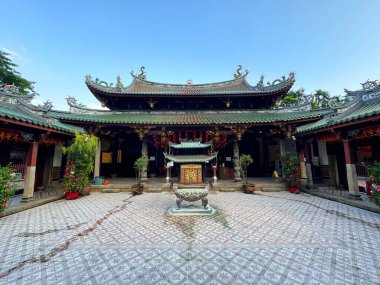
[138,66,146,80]
[234,65,243,78]
[116,75,123,88]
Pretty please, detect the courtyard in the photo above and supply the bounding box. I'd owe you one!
[0,192,379,285]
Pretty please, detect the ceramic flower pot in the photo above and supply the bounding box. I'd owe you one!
[81,184,91,195]
[65,192,79,200]
[132,184,144,195]
[289,186,300,194]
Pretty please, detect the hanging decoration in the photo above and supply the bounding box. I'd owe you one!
[0,129,23,142]
[316,134,341,143]
[39,137,65,145]
[354,127,380,140]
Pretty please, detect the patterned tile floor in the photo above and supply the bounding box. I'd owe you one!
[0,192,379,285]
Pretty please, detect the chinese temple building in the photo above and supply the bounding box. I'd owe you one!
[48,66,328,183]
[1,66,379,202]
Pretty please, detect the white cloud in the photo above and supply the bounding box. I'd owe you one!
[88,102,109,110]
[0,47,20,60]
[0,47,32,64]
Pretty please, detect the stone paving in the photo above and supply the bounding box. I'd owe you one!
[0,192,379,285]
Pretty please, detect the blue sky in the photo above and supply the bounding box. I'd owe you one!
[2,0,380,110]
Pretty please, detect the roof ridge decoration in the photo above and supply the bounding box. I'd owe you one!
[0,82,54,116]
[322,79,380,124]
[66,96,110,114]
[234,65,249,78]
[85,67,295,95]
[0,82,36,104]
[344,79,380,100]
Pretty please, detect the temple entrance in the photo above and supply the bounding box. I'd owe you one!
[180,164,202,184]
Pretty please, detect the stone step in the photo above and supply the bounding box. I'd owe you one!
[144,188,162,193]
[101,189,121,193]
[261,188,282,192]
[220,188,237,192]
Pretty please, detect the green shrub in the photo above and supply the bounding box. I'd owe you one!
[0,166,16,211]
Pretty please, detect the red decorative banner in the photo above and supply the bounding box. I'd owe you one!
[316,134,341,143]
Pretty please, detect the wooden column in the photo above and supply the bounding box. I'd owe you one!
[94,140,101,178]
[22,142,39,202]
[342,138,361,199]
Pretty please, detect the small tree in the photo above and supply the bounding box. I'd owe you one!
[240,154,253,184]
[62,132,98,192]
[134,156,149,184]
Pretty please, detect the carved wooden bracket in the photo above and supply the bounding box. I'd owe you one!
[226,125,250,140]
[280,125,292,138]
[133,126,153,140]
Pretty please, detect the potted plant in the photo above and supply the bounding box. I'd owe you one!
[62,132,98,197]
[132,156,149,195]
[281,152,302,193]
[63,161,80,199]
[368,161,380,206]
[0,165,16,212]
[240,154,254,193]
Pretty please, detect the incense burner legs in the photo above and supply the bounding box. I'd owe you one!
[174,187,209,209]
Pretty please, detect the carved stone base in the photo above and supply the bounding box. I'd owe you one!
[167,204,216,216]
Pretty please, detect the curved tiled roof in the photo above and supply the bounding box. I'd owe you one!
[164,153,217,163]
[0,104,82,134]
[49,109,330,126]
[169,140,211,149]
[295,99,380,134]
[85,72,295,96]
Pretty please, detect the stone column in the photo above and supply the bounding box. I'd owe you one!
[233,139,241,182]
[141,139,148,183]
[94,140,101,178]
[53,144,63,168]
[279,139,285,157]
[299,147,307,179]
[22,142,39,202]
[342,139,361,199]
[318,141,329,182]
[305,144,314,188]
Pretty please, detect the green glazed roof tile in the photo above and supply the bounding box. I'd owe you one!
[295,100,380,134]
[49,109,330,125]
[164,153,217,163]
[0,104,82,134]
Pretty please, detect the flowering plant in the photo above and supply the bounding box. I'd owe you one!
[0,165,16,212]
[281,153,302,189]
[62,132,98,194]
[368,162,380,206]
[63,161,86,193]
